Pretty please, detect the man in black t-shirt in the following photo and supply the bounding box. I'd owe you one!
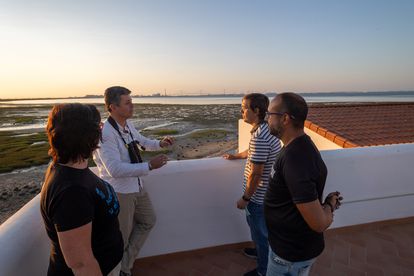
[264,93,342,276]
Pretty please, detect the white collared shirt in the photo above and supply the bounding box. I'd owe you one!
[93,119,162,193]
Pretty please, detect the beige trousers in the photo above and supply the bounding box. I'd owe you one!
[117,189,156,274]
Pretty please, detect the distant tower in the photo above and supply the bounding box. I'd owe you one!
[164,89,167,97]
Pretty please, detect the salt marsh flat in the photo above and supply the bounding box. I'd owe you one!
[0,103,241,224]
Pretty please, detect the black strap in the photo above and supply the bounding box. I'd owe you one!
[107,116,128,144]
[107,116,143,163]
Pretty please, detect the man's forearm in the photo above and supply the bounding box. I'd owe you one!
[296,200,334,233]
[244,162,265,198]
[244,173,262,198]
[236,150,248,159]
[320,204,334,230]
[134,131,162,151]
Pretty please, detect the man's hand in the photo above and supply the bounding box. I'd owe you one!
[149,154,169,170]
[223,153,237,160]
[223,150,248,160]
[160,136,174,148]
[236,198,249,209]
[324,191,343,212]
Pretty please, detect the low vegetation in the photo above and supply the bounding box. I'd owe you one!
[141,148,172,160]
[189,129,230,139]
[0,131,50,173]
[141,129,179,137]
[12,117,38,124]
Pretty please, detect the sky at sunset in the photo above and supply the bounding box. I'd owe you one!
[1,0,413,99]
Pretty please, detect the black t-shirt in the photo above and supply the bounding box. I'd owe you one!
[40,163,123,276]
[264,134,327,262]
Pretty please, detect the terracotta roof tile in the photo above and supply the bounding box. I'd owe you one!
[316,126,328,137]
[309,123,319,132]
[325,131,337,142]
[307,103,414,147]
[333,135,347,147]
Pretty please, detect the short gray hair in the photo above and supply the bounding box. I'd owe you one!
[104,86,131,112]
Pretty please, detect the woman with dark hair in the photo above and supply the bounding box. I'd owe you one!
[40,103,123,276]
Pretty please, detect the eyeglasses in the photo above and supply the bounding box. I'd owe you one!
[265,111,296,120]
[240,106,249,113]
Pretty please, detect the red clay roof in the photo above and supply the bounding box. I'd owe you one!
[306,103,414,148]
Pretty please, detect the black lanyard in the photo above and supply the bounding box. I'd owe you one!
[107,116,143,163]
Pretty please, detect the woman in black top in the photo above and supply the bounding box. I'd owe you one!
[40,104,123,276]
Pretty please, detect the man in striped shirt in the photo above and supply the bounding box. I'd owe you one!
[224,93,281,276]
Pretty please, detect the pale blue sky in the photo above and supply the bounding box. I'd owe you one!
[1,0,413,98]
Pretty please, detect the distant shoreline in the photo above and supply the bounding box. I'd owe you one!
[1,90,414,101]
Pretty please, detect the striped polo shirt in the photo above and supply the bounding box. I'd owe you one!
[243,122,281,204]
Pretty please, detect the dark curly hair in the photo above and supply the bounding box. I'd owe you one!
[47,103,101,164]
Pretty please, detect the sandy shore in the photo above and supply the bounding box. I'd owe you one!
[0,137,237,225]
[0,165,47,224]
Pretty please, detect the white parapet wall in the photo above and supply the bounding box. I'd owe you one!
[238,119,251,152]
[0,194,50,276]
[304,127,343,150]
[323,143,414,227]
[137,158,250,257]
[0,158,251,276]
[1,143,414,275]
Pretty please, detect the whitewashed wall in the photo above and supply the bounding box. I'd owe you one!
[238,119,251,152]
[323,143,414,227]
[0,158,251,276]
[140,144,414,256]
[304,127,343,150]
[0,195,50,276]
[138,158,249,257]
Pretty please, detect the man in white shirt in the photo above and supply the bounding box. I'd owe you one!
[94,86,174,276]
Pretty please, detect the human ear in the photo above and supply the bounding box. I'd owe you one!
[282,113,290,125]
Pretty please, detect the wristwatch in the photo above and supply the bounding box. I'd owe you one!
[242,195,251,202]
[148,162,153,171]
